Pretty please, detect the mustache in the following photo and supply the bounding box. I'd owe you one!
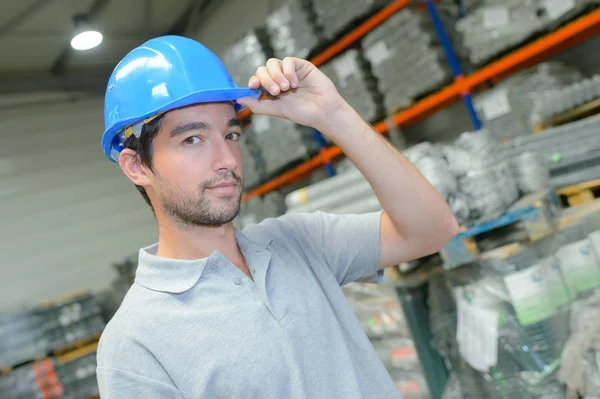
[201,171,243,190]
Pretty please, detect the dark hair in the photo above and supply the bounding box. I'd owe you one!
[122,114,165,211]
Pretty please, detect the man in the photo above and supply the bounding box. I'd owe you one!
[97,35,458,398]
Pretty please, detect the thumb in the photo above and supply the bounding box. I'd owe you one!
[236,96,280,117]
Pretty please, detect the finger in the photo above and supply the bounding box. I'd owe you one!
[282,57,298,88]
[248,76,261,89]
[256,66,280,96]
[289,57,315,81]
[266,58,290,91]
[236,97,279,117]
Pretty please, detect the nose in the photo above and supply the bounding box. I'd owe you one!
[211,137,238,172]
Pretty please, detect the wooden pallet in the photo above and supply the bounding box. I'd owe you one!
[534,97,600,133]
[440,189,560,269]
[53,333,101,358]
[56,341,99,364]
[557,178,600,207]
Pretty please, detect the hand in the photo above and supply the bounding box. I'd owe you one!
[236,57,350,133]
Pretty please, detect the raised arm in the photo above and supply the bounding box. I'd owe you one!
[237,57,458,269]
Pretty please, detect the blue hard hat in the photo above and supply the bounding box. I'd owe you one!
[102,35,261,162]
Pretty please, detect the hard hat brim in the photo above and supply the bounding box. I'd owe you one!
[102,87,261,162]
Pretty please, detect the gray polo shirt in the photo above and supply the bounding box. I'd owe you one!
[96,211,401,398]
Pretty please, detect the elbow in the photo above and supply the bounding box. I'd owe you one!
[432,210,460,252]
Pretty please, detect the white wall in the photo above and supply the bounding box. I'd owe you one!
[0,94,157,311]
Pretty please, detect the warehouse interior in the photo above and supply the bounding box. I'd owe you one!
[3,0,600,397]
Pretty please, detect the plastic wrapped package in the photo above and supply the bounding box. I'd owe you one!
[456,0,546,65]
[459,161,519,217]
[362,8,452,111]
[559,289,600,397]
[221,28,273,87]
[474,62,583,140]
[511,152,550,194]
[319,49,384,122]
[266,0,323,59]
[312,0,388,39]
[532,74,600,124]
[248,115,308,175]
[556,221,600,300]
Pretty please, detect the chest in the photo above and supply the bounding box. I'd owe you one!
[149,246,365,398]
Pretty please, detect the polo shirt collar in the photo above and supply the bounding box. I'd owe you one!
[134,229,272,294]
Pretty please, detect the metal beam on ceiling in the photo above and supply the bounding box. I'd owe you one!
[0,0,57,38]
[0,69,110,95]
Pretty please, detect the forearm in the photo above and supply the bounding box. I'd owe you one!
[319,103,458,251]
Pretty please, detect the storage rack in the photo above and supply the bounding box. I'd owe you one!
[240,0,600,201]
[236,3,600,398]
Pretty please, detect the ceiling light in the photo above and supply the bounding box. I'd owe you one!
[70,14,103,51]
[71,30,103,50]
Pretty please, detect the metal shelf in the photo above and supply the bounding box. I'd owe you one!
[243,9,600,201]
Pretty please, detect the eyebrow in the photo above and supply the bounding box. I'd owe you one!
[170,118,242,138]
[227,118,242,128]
[170,122,210,138]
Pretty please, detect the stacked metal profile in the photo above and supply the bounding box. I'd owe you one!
[0,309,47,369]
[246,115,308,176]
[343,280,430,398]
[319,49,384,122]
[531,74,600,124]
[0,353,99,399]
[474,62,583,141]
[35,293,105,351]
[0,294,104,399]
[0,293,104,369]
[492,113,600,187]
[221,28,273,87]
[311,0,388,40]
[285,164,381,215]
[56,352,99,399]
[456,0,598,65]
[362,8,452,112]
[266,0,323,59]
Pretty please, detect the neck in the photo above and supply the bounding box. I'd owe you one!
[155,213,240,262]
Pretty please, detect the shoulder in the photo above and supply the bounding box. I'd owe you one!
[242,211,328,244]
[97,286,161,371]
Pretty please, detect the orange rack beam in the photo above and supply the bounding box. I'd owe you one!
[243,9,600,202]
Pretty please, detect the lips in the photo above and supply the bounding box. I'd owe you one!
[208,181,237,189]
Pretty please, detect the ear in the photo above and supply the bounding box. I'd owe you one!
[119,148,151,187]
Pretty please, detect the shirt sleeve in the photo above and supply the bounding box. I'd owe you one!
[97,366,184,399]
[280,211,384,286]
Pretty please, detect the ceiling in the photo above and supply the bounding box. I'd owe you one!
[0,0,220,96]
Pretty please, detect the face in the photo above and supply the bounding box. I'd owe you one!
[145,102,244,227]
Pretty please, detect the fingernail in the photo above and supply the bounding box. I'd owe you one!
[291,81,298,89]
[270,85,280,94]
[281,81,289,90]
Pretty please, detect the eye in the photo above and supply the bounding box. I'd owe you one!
[225,132,241,141]
[183,136,201,145]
